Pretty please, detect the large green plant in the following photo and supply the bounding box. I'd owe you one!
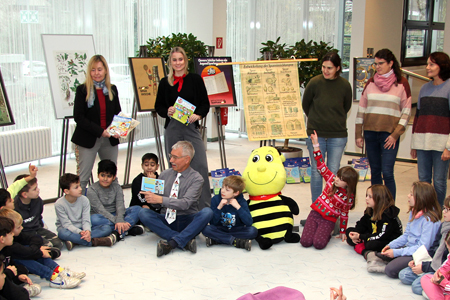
[260,37,337,88]
[145,33,208,73]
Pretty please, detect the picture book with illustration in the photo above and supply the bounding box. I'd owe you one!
[172,96,196,125]
[141,177,165,194]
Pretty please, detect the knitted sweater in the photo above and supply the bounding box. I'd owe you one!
[411,79,450,151]
[310,150,354,233]
[302,75,352,138]
[355,76,411,140]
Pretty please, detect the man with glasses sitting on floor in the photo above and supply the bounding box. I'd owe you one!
[138,141,213,257]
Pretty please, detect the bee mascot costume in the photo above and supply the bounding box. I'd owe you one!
[243,146,300,250]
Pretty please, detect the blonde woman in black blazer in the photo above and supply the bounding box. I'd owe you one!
[71,55,121,193]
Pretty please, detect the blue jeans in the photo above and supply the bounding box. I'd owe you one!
[306,137,347,202]
[399,266,431,295]
[14,257,59,280]
[364,131,399,200]
[91,205,142,237]
[417,150,450,207]
[202,224,258,245]
[57,224,112,246]
[139,207,213,248]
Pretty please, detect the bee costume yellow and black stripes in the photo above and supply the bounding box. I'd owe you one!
[243,147,300,250]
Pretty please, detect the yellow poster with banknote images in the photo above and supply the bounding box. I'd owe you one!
[240,62,306,141]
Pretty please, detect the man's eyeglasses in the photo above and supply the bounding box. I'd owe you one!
[169,154,187,160]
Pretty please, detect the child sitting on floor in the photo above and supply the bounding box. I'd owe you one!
[55,173,117,250]
[129,153,161,213]
[0,209,83,289]
[202,175,257,251]
[13,174,63,250]
[0,164,38,210]
[0,217,41,298]
[300,130,359,250]
[87,159,143,241]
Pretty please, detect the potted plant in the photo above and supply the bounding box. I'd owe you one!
[144,33,208,73]
[259,38,338,158]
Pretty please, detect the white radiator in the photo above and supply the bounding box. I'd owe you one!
[0,127,52,167]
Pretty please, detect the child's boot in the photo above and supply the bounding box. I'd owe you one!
[233,238,251,251]
[92,236,113,247]
[205,237,218,247]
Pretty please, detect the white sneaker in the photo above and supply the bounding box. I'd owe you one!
[63,267,86,279]
[23,283,41,297]
[49,273,81,289]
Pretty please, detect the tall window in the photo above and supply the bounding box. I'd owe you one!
[226,0,351,132]
[0,0,185,153]
[401,0,446,66]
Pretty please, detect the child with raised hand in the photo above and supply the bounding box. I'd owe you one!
[0,164,38,210]
[129,153,161,212]
[421,231,450,299]
[55,173,116,250]
[300,130,359,250]
[0,208,83,289]
[346,185,402,260]
[398,195,450,295]
[373,182,441,277]
[202,175,257,251]
[13,173,63,250]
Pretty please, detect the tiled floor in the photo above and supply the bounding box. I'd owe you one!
[3,133,426,299]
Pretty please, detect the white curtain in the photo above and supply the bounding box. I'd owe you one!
[226,0,343,132]
[0,0,185,153]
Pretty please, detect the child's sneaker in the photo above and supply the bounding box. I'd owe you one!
[49,273,81,289]
[234,238,251,251]
[65,240,74,251]
[63,267,86,279]
[23,283,41,297]
[128,225,145,236]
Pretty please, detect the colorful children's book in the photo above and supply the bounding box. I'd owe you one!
[141,177,165,194]
[107,115,132,137]
[299,157,311,183]
[284,158,301,184]
[172,96,196,125]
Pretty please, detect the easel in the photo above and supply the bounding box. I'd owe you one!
[0,153,7,189]
[57,116,72,197]
[214,107,227,168]
[122,46,166,186]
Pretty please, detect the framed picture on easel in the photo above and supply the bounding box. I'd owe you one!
[128,57,167,111]
[0,67,15,127]
[193,57,237,107]
[41,34,96,119]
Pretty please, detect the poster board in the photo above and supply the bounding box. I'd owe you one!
[0,68,15,126]
[128,57,166,111]
[41,34,96,119]
[193,57,237,107]
[240,62,307,141]
[353,57,375,101]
